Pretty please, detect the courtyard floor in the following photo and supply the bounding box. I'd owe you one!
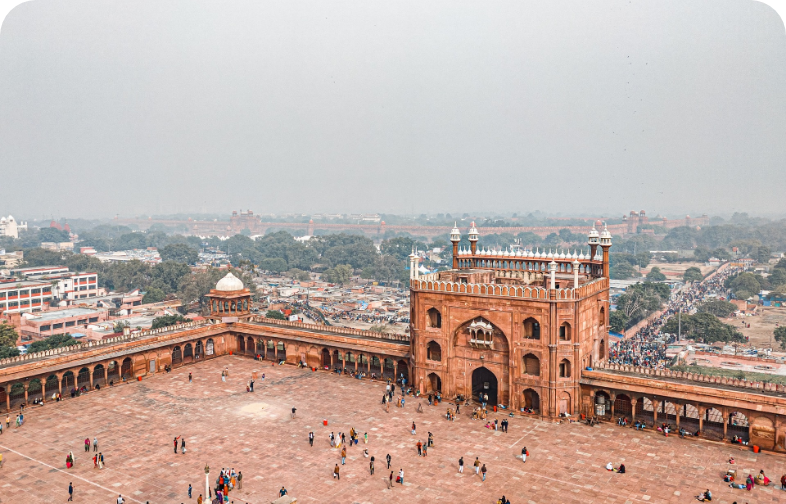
[1,355,785,504]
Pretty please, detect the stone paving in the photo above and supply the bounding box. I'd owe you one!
[1,355,785,504]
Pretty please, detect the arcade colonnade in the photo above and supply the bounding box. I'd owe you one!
[0,327,410,412]
[582,384,786,452]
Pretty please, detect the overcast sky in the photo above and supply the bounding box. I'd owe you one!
[0,0,785,220]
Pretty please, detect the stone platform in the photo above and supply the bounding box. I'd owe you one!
[0,356,784,503]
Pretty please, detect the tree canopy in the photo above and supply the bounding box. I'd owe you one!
[661,312,744,344]
[151,314,191,329]
[775,326,786,351]
[646,266,666,281]
[696,300,737,318]
[683,267,703,283]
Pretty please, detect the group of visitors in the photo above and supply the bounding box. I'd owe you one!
[608,265,742,369]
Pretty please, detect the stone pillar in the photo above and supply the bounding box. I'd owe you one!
[354,356,358,373]
[652,400,659,425]
[41,381,47,401]
[698,405,706,433]
[57,373,63,395]
[24,383,29,404]
[674,402,681,428]
[393,362,398,382]
[630,398,637,422]
[610,393,616,419]
[366,356,370,374]
[5,387,9,412]
[722,408,729,438]
[274,342,278,360]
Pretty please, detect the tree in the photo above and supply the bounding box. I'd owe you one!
[259,257,288,273]
[380,237,426,261]
[756,246,771,264]
[37,227,71,243]
[151,314,191,329]
[693,246,711,263]
[0,345,19,358]
[774,326,786,350]
[770,268,786,289]
[0,322,19,348]
[683,267,703,283]
[728,272,761,300]
[662,312,744,344]
[697,300,737,318]
[323,264,353,285]
[26,334,77,353]
[646,267,666,281]
[609,311,629,333]
[159,243,199,264]
[288,269,311,282]
[265,310,287,320]
[23,248,66,267]
[610,262,638,280]
[142,287,166,304]
[615,282,670,325]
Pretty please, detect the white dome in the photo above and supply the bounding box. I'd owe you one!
[216,272,244,291]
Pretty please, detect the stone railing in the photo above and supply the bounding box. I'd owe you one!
[593,361,786,394]
[0,321,205,367]
[410,276,608,301]
[248,316,410,343]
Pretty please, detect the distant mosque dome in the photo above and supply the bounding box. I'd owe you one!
[216,272,244,291]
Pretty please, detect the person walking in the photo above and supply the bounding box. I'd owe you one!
[174,436,179,454]
[458,456,464,473]
[92,454,97,469]
[291,407,297,419]
[68,482,74,501]
[388,471,394,489]
[473,457,480,475]
[93,437,98,452]
[308,432,314,447]
[411,422,416,435]
[180,437,186,455]
[237,471,243,490]
[416,440,422,456]
[116,494,125,504]
[521,447,528,463]
[84,437,90,452]
[341,447,347,465]
[98,452,104,469]
[0,452,4,468]
[333,464,340,480]
[188,372,192,383]
[369,456,375,475]
[386,453,391,469]
[197,495,203,504]
[481,464,487,481]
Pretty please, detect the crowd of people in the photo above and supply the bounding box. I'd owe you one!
[608,265,742,369]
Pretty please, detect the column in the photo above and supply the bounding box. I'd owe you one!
[366,356,371,375]
[674,402,681,428]
[722,408,729,439]
[41,381,47,401]
[354,356,358,373]
[57,373,63,395]
[274,342,278,360]
[5,386,9,412]
[630,398,637,423]
[698,405,706,433]
[610,393,616,419]
[24,383,29,404]
[393,362,398,382]
[652,399,659,425]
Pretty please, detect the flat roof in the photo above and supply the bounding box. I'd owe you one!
[27,307,104,322]
[0,280,51,290]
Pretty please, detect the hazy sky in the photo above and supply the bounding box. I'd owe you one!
[1,0,785,220]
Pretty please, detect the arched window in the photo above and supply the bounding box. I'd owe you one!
[522,317,540,339]
[426,341,442,361]
[523,353,540,376]
[599,339,605,360]
[427,308,442,328]
[559,322,571,341]
[559,359,571,378]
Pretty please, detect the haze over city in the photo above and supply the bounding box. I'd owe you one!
[1,0,786,218]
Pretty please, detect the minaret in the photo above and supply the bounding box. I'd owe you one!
[468,221,479,256]
[587,223,600,277]
[449,223,461,270]
[549,260,557,290]
[409,249,419,280]
[599,223,612,278]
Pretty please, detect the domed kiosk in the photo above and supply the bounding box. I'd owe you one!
[206,272,252,322]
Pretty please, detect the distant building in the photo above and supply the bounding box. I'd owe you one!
[0,280,54,314]
[10,266,101,300]
[41,242,74,252]
[0,215,27,239]
[94,248,161,264]
[0,250,23,268]
[18,307,108,340]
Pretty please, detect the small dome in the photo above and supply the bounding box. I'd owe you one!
[216,272,244,291]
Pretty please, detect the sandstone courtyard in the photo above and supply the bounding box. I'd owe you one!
[0,356,784,504]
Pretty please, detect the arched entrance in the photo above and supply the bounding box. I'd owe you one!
[62,371,75,391]
[266,341,276,360]
[195,341,204,359]
[121,357,133,378]
[237,336,246,353]
[277,342,286,362]
[522,388,540,413]
[183,343,194,363]
[471,367,498,405]
[559,391,572,415]
[427,372,442,393]
[93,365,106,387]
[172,346,182,366]
[397,359,409,385]
[321,348,331,368]
[247,337,255,355]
